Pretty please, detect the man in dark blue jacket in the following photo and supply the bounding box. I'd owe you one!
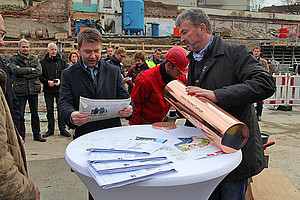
[58,28,133,139]
[58,28,133,200]
[40,43,70,138]
[176,8,276,200]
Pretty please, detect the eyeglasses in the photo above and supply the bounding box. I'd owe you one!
[0,30,6,40]
[120,55,126,58]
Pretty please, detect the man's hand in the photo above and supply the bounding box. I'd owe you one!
[54,79,60,86]
[34,186,40,200]
[71,111,89,126]
[186,86,218,102]
[119,105,133,117]
[48,80,55,87]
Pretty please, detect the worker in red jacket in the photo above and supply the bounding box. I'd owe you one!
[130,46,189,125]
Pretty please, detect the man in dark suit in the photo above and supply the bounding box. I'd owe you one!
[58,28,133,140]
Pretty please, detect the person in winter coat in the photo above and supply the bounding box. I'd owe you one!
[40,43,70,138]
[176,8,276,200]
[124,51,149,94]
[9,39,46,142]
[58,28,133,200]
[104,46,114,61]
[0,68,40,200]
[253,47,271,121]
[67,51,80,67]
[130,47,189,125]
[107,45,126,77]
[145,48,163,68]
[0,14,21,134]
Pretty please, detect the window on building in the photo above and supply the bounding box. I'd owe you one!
[103,0,112,8]
[83,0,91,7]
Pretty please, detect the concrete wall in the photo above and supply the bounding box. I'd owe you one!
[150,0,197,7]
[73,0,98,12]
[216,0,249,10]
[150,0,249,10]
[98,0,121,14]
[144,17,175,36]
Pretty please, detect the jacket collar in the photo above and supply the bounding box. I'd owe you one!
[187,34,225,86]
[44,53,59,61]
[74,59,109,95]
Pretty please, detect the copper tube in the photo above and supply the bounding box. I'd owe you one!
[164,80,249,153]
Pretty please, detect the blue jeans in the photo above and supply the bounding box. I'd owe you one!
[17,95,41,139]
[209,178,248,200]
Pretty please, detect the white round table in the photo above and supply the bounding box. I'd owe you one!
[65,125,242,200]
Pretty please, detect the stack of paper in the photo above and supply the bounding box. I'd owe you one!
[86,140,176,189]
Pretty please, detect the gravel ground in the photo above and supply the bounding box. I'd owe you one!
[259,106,300,190]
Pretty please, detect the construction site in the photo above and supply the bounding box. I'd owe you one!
[0,0,300,200]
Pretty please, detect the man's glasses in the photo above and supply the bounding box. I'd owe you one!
[120,55,126,58]
[0,30,6,40]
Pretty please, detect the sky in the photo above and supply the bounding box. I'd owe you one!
[264,0,284,6]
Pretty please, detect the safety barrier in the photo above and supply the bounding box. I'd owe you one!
[287,74,300,105]
[263,73,300,106]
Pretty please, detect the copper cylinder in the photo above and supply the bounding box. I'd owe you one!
[164,80,249,153]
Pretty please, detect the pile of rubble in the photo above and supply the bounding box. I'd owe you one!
[0,4,29,12]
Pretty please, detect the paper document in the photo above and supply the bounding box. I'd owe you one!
[135,136,168,144]
[87,164,176,189]
[88,139,163,154]
[79,97,131,123]
[175,135,223,159]
[90,159,172,173]
[88,151,167,162]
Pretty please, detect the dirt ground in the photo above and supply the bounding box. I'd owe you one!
[258,106,300,190]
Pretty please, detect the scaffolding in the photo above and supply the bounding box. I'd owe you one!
[261,24,300,74]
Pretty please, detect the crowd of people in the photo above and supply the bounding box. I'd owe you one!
[0,7,276,200]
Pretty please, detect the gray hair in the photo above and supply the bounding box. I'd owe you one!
[48,43,57,49]
[18,38,29,47]
[175,8,212,34]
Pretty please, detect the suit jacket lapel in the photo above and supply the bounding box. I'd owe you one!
[96,60,107,95]
[74,65,95,95]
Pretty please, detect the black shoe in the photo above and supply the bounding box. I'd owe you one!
[34,136,47,142]
[60,130,71,137]
[42,131,54,138]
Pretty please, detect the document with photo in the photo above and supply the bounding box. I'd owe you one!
[79,96,131,123]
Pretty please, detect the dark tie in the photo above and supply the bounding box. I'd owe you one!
[88,67,96,80]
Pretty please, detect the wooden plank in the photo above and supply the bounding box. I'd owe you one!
[251,168,300,200]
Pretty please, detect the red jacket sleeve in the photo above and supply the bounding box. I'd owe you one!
[129,78,150,125]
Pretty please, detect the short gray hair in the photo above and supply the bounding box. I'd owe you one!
[175,8,212,34]
[48,43,57,49]
[18,38,29,47]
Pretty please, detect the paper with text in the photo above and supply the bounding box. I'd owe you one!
[79,97,131,123]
